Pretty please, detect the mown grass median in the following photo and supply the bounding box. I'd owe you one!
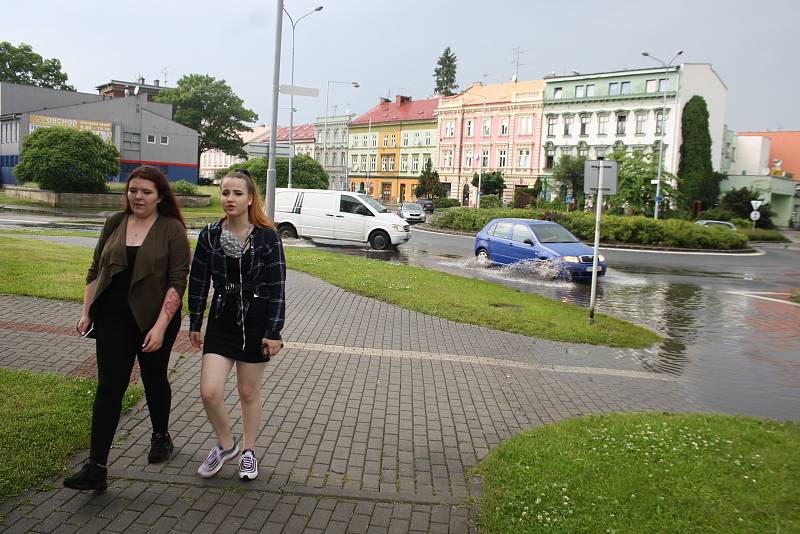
[473,412,800,533]
[0,368,142,501]
[0,234,660,348]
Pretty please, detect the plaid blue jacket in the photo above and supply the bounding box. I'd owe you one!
[188,221,285,340]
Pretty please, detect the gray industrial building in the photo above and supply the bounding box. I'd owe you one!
[0,82,199,184]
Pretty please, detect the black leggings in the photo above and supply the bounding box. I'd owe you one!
[90,311,180,466]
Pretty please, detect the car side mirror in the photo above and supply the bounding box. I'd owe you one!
[524,239,533,245]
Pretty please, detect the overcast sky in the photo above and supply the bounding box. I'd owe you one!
[3,0,797,132]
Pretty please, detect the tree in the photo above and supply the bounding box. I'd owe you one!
[15,127,119,193]
[216,155,327,193]
[678,96,721,210]
[414,158,441,198]
[433,47,458,96]
[552,154,586,208]
[156,74,258,165]
[472,171,505,196]
[606,150,677,216]
[719,187,776,228]
[0,42,74,91]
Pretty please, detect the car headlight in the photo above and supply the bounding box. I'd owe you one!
[392,224,405,232]
[598,255,606,262]
[562,256,580,263]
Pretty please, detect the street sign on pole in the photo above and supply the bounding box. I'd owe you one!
[584,160,618,195]
[279,84,319,97]
[750,200,763,211]
[750,210,761,229]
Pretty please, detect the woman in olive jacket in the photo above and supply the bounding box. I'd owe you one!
[64,166,190,494]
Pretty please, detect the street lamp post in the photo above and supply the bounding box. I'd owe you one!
[265,0,285,220]
[323,80,359,190]
[284,5,322,189]
[642,49,683,219]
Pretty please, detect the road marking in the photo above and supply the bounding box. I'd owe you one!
[286,341,679,382]
[411,227,474,239]
[724,291,800,307]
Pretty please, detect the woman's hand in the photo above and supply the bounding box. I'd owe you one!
[262,338,283,360]
[190,331,204,350]
[76,315,92,336]
[142,325,166,352]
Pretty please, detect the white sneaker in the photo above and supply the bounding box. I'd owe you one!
[238,449,258,481]
[197,435,240,478]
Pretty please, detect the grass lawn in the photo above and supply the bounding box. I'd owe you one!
[0,234,660,347]
[472,412,800,533]
[0,368,142,501]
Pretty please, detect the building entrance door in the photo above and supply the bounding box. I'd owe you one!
[399,184,406,202]
[382,182,392,203]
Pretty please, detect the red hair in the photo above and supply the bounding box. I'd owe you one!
[123,166,186,227]
[222,169,275,229]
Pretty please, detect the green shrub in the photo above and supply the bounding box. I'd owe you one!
[740,228,790,242]
[170,180,199,195]
[433,197,460,209]
[479,194,501,209]
[697,207,737,221]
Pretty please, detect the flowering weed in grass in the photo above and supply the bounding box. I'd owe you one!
[473,413,800,533]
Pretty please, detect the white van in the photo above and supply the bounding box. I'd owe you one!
[274,189,410,250]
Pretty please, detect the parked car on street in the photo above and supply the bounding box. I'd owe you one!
[695,219,737,230]
[398,203,426,223]
[274,189,410,250]
[415,198,434,212]
[474,218,607,280]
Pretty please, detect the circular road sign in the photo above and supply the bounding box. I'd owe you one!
[750,210,761,221]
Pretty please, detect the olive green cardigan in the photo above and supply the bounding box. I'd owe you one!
[87,212,191,333]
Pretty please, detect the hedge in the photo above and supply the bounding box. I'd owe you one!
[431,208,749,250]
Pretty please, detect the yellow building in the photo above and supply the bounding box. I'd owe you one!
[347,96,439,204]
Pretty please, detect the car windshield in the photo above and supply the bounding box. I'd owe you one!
[403,203,421,209]
[359,195,388,213]
[530,223,580,243]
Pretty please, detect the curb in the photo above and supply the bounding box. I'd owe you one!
[413,224,758,254]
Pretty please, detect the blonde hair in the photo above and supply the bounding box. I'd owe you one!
[221,169,275,229]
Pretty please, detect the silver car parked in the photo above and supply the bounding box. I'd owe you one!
[398,203,426,224]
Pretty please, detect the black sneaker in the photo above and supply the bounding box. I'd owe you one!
[63,461,107,494]
[148,433,174,464]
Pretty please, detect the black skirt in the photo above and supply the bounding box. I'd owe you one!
[203,255,270,363]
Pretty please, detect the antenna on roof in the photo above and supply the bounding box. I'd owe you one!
[161,67,169,86]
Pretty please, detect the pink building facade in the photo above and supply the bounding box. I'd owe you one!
[436,80,544,204]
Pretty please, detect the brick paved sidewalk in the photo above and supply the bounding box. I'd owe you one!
[0,271,700,533]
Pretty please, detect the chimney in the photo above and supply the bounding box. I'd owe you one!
[396,95,411,105]
[153,79,160,87]
[138,76,145,85]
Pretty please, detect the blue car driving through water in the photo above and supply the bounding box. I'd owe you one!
[474,218,607,280]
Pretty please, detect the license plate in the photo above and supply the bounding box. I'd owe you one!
[585,265,601,272]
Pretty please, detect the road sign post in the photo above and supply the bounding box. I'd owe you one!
[584,160,617,324]
[750,210,761,228]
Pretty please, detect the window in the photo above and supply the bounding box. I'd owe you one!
[636,112,647,134]
[122,132,140,151]
[659,78,668,92]
[482,117,491,136]
[545,148,555,169]
[498,149,507,168]
[575,85,585,98]
[361,155,367,170]
[442,150,453,167]
[464,151,473,168]
[580,115,590,136]
[340,152,346,165]
[578,145,588,158]
[340,195,368,215]
[553,87,563,99]
[159,135,168,145]
[414,131,421,145]
[500,118,508,136]
[595,147,607,159]
[519,115,532,135]
[362,135,367,147]
[620,81,631,95]
[512,224,531,243]
[465,119,473,137]
[383,134,388,147]
[425,131,431,146]
[371,134,377,147]
[616,113,627,135]
[560,147,572,158]
[402,132,409,146]
[586,84,596,97]
[444,120,455,137]
[547,116,557,136]
[655,111,666,135]
[390,133,396,147]
[370,155,376,171]
[381,156,387,171]
[401,156,408,172]
[517,148,530,168]
[493,221,513,239]
[563,115,573,136]
[646,79,657,93]
[481,148,489,167]
[598,114,608,135]
[388,155,395,171]
[147,134,156,144]
[412,155,420,172]
[326,151,332,165]
[609,82,619,95]
[352,155,359,170]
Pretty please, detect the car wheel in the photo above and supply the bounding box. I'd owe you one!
[476,248,490,263]
[369,230,391,250]
[278,224,298,239]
